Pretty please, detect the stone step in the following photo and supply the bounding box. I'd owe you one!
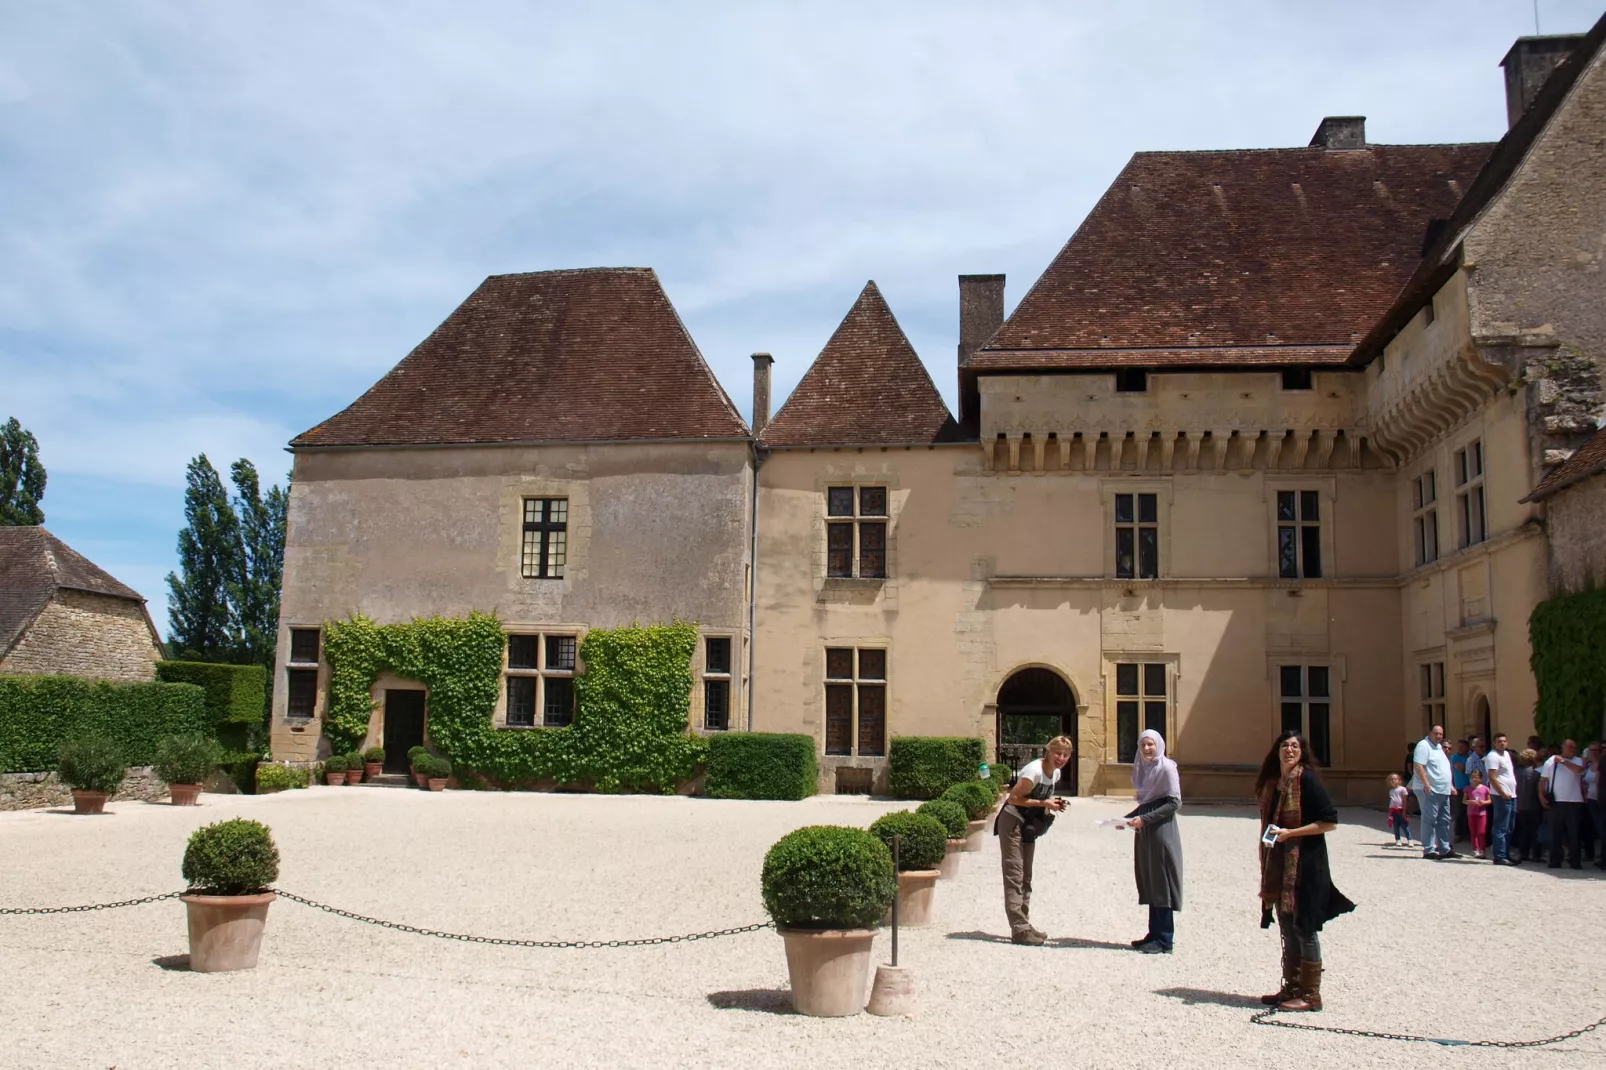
[356,774,416,789]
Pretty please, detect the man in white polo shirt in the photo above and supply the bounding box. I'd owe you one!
[1483,733,1518,865]
[1540,739,1587,870]
[1411,724,1456,860]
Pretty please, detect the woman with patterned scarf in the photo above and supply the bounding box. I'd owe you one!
[1255,729,1355,1012]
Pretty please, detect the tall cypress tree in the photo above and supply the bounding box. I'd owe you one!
[228,459,289,672]
[166,454,243,661]
[0,416,47,525]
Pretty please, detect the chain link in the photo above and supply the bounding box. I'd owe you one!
[0,891,183,915]
[1252,1007,1606,1048]
[270,890,773,948]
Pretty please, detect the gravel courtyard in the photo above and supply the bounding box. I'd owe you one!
[1,787,1602,1070]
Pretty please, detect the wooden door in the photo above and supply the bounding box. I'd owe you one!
[383,690,426,773]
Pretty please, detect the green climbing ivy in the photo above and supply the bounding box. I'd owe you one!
[1530,587,1606,745]
[322,613,706,793]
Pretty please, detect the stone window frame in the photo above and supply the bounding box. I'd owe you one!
[1419,661,1447,734]
[1274,488,1324,579]
[696,630,741,732]
[1453,439,1487,549]
[824,484,889,580]
[1104,654,1179,764]
[520,497,570,580]
[498,625,584,729]
[1102,479,1172,580]
[1268,657,1345,768]
[1262,476,1335,582]
[1412,467,1440,566]
[822,643,889,758]
[813,472,900,589]
[284,626,323,722]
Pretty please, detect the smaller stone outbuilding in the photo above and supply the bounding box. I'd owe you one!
[0,527,164,682]
[1524,425,1606,594]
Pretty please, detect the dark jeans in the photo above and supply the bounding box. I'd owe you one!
[1548,802,1584,867]
[1147,905,1174,950]
[1277,906,1320,963]
[1453,793,1469,841]
[1491,796,1515,861]
[1514,809,1542,860]
[1389,810,1411,840]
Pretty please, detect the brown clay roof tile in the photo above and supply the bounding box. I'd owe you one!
[291,268,748,448]
[1523,425,1606,502]
[762,281,959,447]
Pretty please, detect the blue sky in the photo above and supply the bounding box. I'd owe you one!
[2,0,1601,635]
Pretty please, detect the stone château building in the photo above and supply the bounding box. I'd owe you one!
[272,25,1606,799]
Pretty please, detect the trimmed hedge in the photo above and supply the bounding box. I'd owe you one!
[940,780,995,821]
[887,736,987,799]
[916,798,968,839]
[154,661,267,727]
[988,763,1013,790]
[761,825,895,930]
[1531,587,1606,745]
[0,676,208,774]
[706,733,818,800]
[868,810,948,871]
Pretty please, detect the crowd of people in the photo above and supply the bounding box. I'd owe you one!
[1397,727,1606,869]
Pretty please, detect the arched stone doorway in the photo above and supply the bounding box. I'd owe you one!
[1474,694,1492,746]
[995,667,1078,796]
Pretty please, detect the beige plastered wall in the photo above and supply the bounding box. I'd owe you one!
[271,440,753,761]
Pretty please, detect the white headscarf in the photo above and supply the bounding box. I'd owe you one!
[1131,729,1181,805]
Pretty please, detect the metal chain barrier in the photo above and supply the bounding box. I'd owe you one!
[0,891,183,915]
[1251,1007,1606,1049]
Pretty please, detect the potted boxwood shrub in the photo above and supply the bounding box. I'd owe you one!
[761,825,894,1017]
[180,818,279,972]
[941,781,995,851]
[917,799,969,879]
[362,746,385,780]
[343,752,364,785]
[56,736,126,815]
[868,811,947,926]
[407,746,429,788]
[422,754,452,791]
[322,755,346,786]
[153,734,222,806]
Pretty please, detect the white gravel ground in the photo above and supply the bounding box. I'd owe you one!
[1,787,1602,1070]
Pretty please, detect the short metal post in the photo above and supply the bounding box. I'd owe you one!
[890,833,900,967]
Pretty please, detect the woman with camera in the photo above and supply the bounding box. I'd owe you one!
[996,736,1072,946]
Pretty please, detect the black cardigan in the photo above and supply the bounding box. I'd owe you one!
[1286,769,1356,933]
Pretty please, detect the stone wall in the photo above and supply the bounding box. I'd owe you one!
[0,590,162,682]
[0,765,168,811]
[1545,475,1606,593]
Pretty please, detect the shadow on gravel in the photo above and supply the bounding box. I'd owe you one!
[152,955,191,971]
[706,989,792,1015]
[946,930,1012,944]
[945,931,1133,951]
[1154,987,1262,1009]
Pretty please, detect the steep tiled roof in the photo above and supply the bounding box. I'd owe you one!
[762,281,960,447]
[0,527,147,659]
[978,142,1493,368]
[292,268,748,448]
[1352,16,1606,365]
[1523,425,1606,502]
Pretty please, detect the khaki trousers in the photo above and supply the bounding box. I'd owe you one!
[997,809,1037,936]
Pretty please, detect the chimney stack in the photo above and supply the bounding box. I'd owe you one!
[1500,35,1585,128]
[751,352,774,437]
[958,274,1005,367]
[1309,116,1366,150]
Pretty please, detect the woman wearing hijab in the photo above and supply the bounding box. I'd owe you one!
[1256,729,1355,1012]
[1119,729,1183,954]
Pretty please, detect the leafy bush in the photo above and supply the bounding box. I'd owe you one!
[887,736,987,799]
[343,751,363,769]
[407,745,428,769]
[940,780,995,821]
[761,826,895,930]
[1531,588,1606,744]
[0,676,207,773]
[322,755,346,774]
[56,736,127,794]
[255,764,307,793]
[182,818,279,895]
[362,746,385,764]
[868,810,948,871]
[988,763,1013,790]
[916,798,968,840]
[421,754,453,779]
[153,734,222,786]
[706,733,818,800]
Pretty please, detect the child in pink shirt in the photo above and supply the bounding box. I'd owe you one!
[1465,770,1492,858]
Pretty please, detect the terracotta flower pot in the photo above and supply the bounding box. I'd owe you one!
[70,790,108,815]
[182,892,275,972]
[427,778,447,792]
[964,819,987,852]
[325,773,344,786]
[364,762,382,779]
[939,839,965,879]
[778,928,876,1016]
[412,770,428,788]
[882,870,940,927]
[344,769,362,785]
[168,784,202,807]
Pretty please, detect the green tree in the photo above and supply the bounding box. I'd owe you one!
[0,416,47,525]
[166,455,242,661]
[228,459,289,672]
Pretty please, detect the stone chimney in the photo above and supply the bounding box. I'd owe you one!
[958,274,1005,367]
[1500,35,1585,128]
[751,352,774,437]
[1309,117,1366,150]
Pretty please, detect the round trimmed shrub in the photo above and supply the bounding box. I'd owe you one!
[988,764,1013,790]
[761,825,895,930]
[182,818,279,895]
[343,751,363,769]
[56,736,127,795]
[362,745,385,764]
[868,810,948,871]
[153,734,222,786]
[421,755,453,779]
[322,755,346,774]
[916,798,968,840]
[940,780,994,821]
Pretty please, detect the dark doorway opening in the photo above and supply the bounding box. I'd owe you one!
[383,689,426,773]
[995,668,1078,796]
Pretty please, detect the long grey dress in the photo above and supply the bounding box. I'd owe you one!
[1126,795,1183,910]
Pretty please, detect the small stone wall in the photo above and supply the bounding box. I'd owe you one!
[2,765,171,812]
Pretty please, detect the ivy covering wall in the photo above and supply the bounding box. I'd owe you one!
[322,613,707,793]
[1530,587,1606,745]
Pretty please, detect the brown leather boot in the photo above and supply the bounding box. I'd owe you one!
[1278,961,1323,1012]
[1260,946,1300,1005]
